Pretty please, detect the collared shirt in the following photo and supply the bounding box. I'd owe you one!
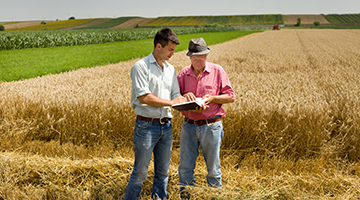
[130,53,180,118]
[177,62,235,120]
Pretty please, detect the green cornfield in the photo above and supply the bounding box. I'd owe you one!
[0,27,263,50]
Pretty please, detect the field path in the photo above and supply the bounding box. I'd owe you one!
[111,18,155,28]
[223,32,263,43]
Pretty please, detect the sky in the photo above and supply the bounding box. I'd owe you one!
[1,0,359,22]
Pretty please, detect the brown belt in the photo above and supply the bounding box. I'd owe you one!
[137,115,171,124]
[184,116,221,126]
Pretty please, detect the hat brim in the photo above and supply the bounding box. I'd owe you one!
[186,48,210,56]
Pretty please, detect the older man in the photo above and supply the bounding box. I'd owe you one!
[177,37,235,199]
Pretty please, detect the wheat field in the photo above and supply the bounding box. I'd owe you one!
[1,29,360,199]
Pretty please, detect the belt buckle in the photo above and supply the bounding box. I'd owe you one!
[159,117,165,124]
[193,120,200,126]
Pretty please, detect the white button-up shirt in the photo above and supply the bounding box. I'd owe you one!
[130,53,180,118]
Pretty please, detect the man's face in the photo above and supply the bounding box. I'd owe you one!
[158,41,177,61]
[190,54,207,70]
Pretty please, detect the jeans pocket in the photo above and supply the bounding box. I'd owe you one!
[207,121,222,130]
[136,119,151,129]
[134,120,152,144]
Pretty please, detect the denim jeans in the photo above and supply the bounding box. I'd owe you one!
[124,118,173,200]
[178,117,224,194]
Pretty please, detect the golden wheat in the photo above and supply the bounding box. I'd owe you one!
[1,29,360,199]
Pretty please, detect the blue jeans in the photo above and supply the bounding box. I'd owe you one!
[124,118,173,200]
[178,117,224,193]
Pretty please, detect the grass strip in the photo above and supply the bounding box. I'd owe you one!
[0,30,260,82]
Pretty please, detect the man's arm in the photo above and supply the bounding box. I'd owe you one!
[205,66,235,105]
[138,93,185,107]
[203,94,235,105]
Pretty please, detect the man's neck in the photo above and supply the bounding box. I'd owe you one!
[192,66,205,79]
[153,52,164,68]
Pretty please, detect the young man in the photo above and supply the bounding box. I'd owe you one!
[177,38,235,199]
[125,28,186,200]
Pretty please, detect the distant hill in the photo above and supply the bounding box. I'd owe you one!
[111,18,155,29]
[324,14,360,24]
[2,13,360,31]
[283,15,330,25]
[3,21,52,30]
[140,15,284,27]
[6,19,97,31]
[75,17,141,29]
[61,18,112,30]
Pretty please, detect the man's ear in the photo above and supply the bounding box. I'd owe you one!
[155,43,162,50]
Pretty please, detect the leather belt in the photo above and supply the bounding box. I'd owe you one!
[137,115,171,124]
[184,116,221,126]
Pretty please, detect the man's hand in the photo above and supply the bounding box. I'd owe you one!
[202,94,214,105]
[172,95,186,105]
[183,92,210,113]
[190,104,209,113]
[183,92,196,102]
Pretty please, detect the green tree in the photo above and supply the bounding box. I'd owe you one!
[296,18,301,26]
[313,21,320,26]
[0,25,5,31]
[69,16,75,20]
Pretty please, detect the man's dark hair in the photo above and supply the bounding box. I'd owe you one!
[154,28,180,48]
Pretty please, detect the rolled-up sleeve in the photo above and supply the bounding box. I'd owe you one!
[130,62,151,98]
[219,68,235,98]
[171,70,181,100]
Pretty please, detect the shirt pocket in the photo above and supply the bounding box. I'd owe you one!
[203,83,219,96]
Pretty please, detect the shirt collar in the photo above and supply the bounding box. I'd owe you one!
[150,53,168,69]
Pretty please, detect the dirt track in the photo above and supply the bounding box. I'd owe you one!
[111,18,155,29]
